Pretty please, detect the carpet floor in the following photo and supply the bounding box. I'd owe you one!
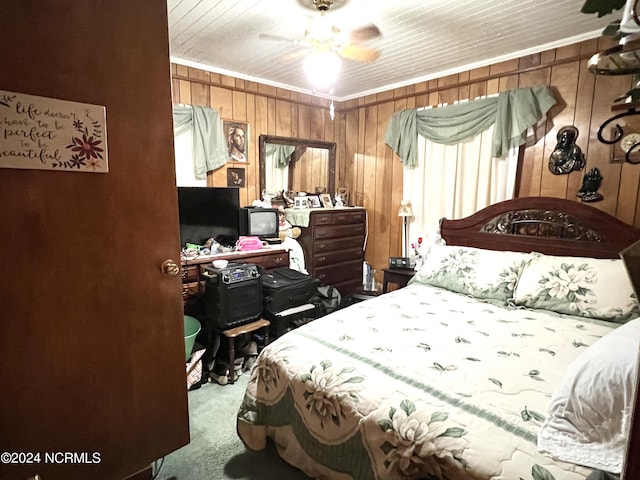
[157,372,311,480]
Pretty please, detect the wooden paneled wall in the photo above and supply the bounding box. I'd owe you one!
[171,36,640,279]
[292,148,330,194]
[171,64,342,208]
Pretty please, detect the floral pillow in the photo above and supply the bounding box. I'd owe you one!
[410,244,534,303]
[513,255,639,322]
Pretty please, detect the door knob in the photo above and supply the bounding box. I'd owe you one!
[161,259,180,276]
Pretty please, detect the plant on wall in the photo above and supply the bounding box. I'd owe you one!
[581,0,626,38]
[582,0,640,102]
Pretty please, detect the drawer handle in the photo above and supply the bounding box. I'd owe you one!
[318,255,326,262]
[317,230,327,237]
[318,242,326,249]
[337,215,346,222]
[274,256,284,264]
[320,216,330,222]
[318,273,326,280]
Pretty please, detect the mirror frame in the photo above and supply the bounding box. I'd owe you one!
[259,134,336,195]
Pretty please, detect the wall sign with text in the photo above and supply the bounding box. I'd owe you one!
[0,89,108,173]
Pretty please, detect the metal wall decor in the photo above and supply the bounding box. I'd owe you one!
[548,126,586,175]
[597,104,640,164]
[577,167,604,203]
[590,33,640,164]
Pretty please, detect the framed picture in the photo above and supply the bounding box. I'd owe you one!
[336,187,350,206]
[320,193,333,208]
[294,196,309,209]
[227,167,245,187]
[223,120,248,163]
[308,195,321,208]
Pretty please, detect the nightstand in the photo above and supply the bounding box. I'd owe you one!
[382,268,415,293]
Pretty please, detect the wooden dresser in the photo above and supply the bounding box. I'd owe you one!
[181,247,289,306]
[289,208,366,295]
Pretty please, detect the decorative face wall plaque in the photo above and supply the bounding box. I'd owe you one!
[549,126,585,175]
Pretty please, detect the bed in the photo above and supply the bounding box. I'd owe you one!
[237,197,640,480]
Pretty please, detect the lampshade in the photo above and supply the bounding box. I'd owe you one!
[304,50,341,91]
[398,200,413,218]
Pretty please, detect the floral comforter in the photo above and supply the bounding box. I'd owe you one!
[237,283,617,480]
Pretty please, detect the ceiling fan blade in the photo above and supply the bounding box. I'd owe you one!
[258,33,297,44]
[281,49,310,63]
[347,24,381,44]
[339,44,380,63]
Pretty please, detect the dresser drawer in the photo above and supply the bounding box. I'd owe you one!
[313,260,362,285]
[333,278,362,296]
[182,281,202,301]
[252,251,289,269]
[332,211,366,225]
[314,236,363,253]
[313,223,365,240]
[182,265,200,283]
[314,247,363,266]
[311,212,334,225]
[310,210,366,226]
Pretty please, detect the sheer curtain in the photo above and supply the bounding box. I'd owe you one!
[265,150,288,192]
[174,128,206,186]
[385,86,556,249]
[403,124,519,246]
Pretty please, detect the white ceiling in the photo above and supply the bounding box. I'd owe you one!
[167,0,616,101]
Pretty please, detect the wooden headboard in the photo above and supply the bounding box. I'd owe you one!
[440,197,640,259]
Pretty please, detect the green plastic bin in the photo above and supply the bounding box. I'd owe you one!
[184,315,201,361]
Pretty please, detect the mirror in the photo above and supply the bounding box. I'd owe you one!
[259,135,336,197]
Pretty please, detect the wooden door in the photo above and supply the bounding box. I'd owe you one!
[0,2,189,479]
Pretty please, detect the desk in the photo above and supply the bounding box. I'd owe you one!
[181,247,289,305]
[382,268,415,293]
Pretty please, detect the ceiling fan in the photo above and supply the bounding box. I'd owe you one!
[260,0,382,64]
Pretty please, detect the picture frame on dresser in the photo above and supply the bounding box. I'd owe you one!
[319,193,333,208]
[307,195,321,208]
[336,187,350,207]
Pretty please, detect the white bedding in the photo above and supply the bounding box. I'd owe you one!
[237,283,620,480]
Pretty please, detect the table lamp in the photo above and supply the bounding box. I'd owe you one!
[398,200,413,258]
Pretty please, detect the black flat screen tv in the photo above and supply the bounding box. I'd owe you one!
[177,187,240,247]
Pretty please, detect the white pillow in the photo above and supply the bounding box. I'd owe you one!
[514,255,639,322]
[410,244,534,303]
[537,317,640,473]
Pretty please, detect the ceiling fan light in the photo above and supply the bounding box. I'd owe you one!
[304,50,340,90]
